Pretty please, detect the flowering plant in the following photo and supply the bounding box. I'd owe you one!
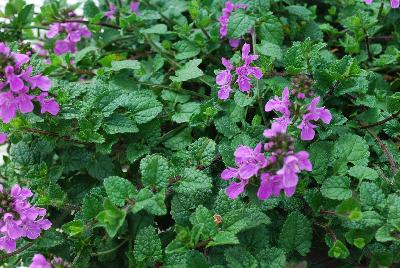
[0,0,399,267]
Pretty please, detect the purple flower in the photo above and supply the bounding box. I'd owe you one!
[265,87,291,116]
[298,96,332,141]
[219,1,247,38]
[216,58,234,100]
[276,151,312,196]
[0,133,7,144]
[257,173,283,200]
[263,117,290,138]
[228,39,240,48]
[365,0,399,8]
[0,91,18,123]
[29,254,52,268]
[235,43,263,92]
[105,3,116,19]
[130,1,140,15]
[46,20,91,55]
[36,93,60,116]
[221,144,267,199]
[0,184,52,253]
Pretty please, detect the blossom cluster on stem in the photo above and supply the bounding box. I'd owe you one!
[29,254,71,268]
[364,0,399,8]
[264,86,332,141]
[216,43,263,100]
[0,184,51,253]
[0,42,60,124]
[219,1,247,48]
[221,129,312,200]
[46,14,91,55]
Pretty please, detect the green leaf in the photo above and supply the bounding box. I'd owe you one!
[333,134,370,174]
[257,14,284,45]
[103,114,139,134]
[82,188,104,220]
[133,226,162,265]
[347,166,378,181]
[258,41,283,60]
[321,176,352,200]
[171,59,204,82]
[175,40,201,60]
[62,220,84,237]
[285,5,312,20]
[387,92,400,113]
[14,4,34,27]
[140,154,171,188]
[225,247,258,268]
[328,240,350,259]
[188,137,216,167]
[110,60,141,71]
[83,0,100,18]
[222,207,270,235]
[387,194,400,229]
[375,225,397,242]
[140,24,168,34]
[256,248,286,268]
[208,231,240,247]
[360,182,385,210]
[227,12,256,39]
[126,143,150,163]
[175,168,212,195]
[279,211,312,256]
[103,176,136,206]
[172,102,200,123]
[308,141,333,183]
[96,199,127,238]
[132,188,167,216]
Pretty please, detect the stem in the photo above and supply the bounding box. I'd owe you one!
[160,124,188,143]
[0,242,34,261]
[360,110,400,129]
[359,122,399,175]
[199,25,211,40]
[377,2,384,20]
[91,239,128,256]
[364,28,373,61]
[24,128,89,145]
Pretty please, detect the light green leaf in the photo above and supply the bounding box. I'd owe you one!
[132,188,167,216]
[140,154,171,188]
[103,114,139,134]
[140,24,168,34]
[171,59,204,82]
[188,137,216,167]
[321,176,352,200]
[360,182,385,210]
[133,226,163,265]
[110,60,141,71]
[96,199,126,238]
[103,176,136,206]
[348,166,378,181]
[175,40,201,60]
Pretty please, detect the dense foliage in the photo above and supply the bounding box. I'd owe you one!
[0,0,400,267]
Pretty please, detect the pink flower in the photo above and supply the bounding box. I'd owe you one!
[221,144,267,199]
[36,93,60,116]
[265,87,291,116]
[298,96,332,141]
[276,151,312,196]
[216,58,234,100]
[257,173,283,200]
[0,133,7,144]
[29,254,51,268]
[105,3,116,19]
[364,0,399,8]
[130,1,140,15]
[218,1,247,38]
[235,43,263,92]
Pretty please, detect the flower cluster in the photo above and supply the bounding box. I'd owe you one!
[0,184,52,253]
[221,129,312,200]
[0,42,60,123]
[29,254,71,268]
[130,1,140,15]
[219,1,247,48]
[216,43,263,100]
[105,4,116,19]
[46,15,91,55]
[364,0,399,8]
[265,86,331,141]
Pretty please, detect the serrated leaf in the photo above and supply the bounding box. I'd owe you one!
[347,166,378,181]
[360,182,385,210]
[172,102,200,123]
[224,247,258,268]
[188,137,216,167]
[175,168,212,195]
[227,12,256,39]
[328,240,350,259]
[140,24,168,34]
[140,154,171,188]
[110,60,141,71]
[279,211,312,256]
[103,176,136,206]
[133,226,162,265]
[175,40,201,60]
[103,114,139,134]
[132,188,167,216]
[171,59,204,82]
[96,199,126,238]
[321,176,352,200]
